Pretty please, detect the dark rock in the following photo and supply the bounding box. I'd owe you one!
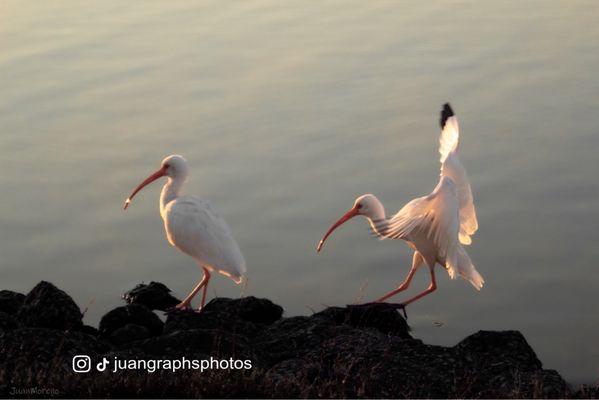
[574,384,599,399]
[0,281,575,398]
[0,327,111,395]
[163,296,282,338]
[99,304,163,337]
[259,327,571,398]
[257,312,570,398]
[261,326,452,398]
[123,282,180,311]
[203,297,283,325]
[163,310,205,333]
[79,324,100,336]
[256,315,354,364]
[0,290,25,315]
[136,328,256,361]
[135,328,214,356]
[17,281,82,330]
[314,302,411,338]
[164,309,261,338]
[455,330,542,370]
[0,327,110,363]
[109,323,151,345]
[535,370,572,398]
[0,311,19,331]
[259,358,318,398]
[256,303,410,368]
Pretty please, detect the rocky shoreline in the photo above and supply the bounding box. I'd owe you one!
[0,281,595,398]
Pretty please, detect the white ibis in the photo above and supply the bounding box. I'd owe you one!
[123,155,246,311]
[317,103,484,310]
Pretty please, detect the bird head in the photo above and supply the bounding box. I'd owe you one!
[316,194,383,252]
[353,194,384,219]
[161,154,189,179]
[123,154,188,210]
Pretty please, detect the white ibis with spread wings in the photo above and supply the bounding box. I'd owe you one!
[317,103,483,309]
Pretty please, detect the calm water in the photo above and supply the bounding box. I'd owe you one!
[1,1,598,384]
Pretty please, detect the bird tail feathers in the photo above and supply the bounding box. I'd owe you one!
[447,245,484,291]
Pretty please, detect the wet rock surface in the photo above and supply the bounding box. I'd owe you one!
[0,281,587,398]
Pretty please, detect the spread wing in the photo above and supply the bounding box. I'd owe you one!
[374,196,430,240]
[439,103,478,245]
[164,196,246,282]
[372,103,477,253]
[374,177,461,276]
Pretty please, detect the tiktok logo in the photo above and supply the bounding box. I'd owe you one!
[96,357,110,372]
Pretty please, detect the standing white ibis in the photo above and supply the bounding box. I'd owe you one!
[123,155,246,311]
[317,103,484,309]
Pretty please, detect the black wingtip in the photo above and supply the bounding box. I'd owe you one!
[439,103,454,129]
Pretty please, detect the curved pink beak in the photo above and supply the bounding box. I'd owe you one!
[316,205,360,252]
[123,166,167,210]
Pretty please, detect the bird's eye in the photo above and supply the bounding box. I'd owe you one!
[357,203,363,209]
[164,163,170,168]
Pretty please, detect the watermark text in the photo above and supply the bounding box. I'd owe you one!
[72,355,252,373]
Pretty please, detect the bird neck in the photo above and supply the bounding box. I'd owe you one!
[364,199,386,234]
[160,176,185,218]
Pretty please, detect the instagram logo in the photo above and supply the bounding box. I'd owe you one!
[72,355,91,373]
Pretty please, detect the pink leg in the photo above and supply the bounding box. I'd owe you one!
[176,267,210,310]
[198,267,211,310]
[400,264,437,306]
[374,252,424,303]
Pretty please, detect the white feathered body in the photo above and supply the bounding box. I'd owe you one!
[377,109,484,290]
[160,183,246,283]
